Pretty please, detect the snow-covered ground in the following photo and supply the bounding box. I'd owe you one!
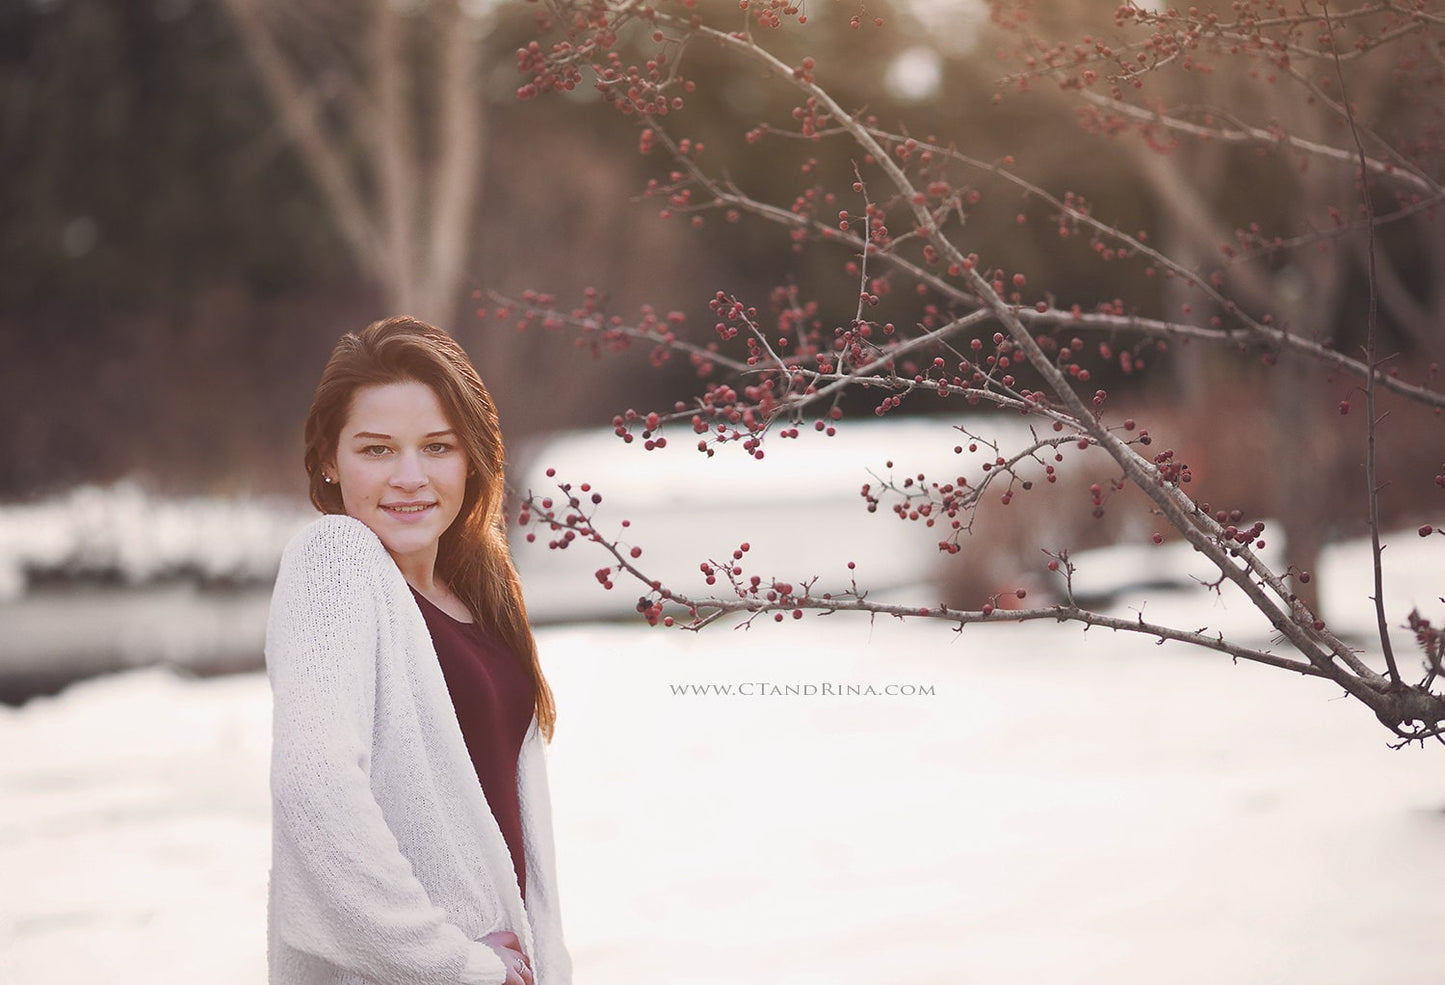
[2,421,1441,983]
[2,608,1441,984]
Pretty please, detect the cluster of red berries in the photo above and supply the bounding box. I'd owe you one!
[1151,448,1192,486]
[1406,610,1444,670]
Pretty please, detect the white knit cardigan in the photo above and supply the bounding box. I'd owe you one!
[264,514,572,985]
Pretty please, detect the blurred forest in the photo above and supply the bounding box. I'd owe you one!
[2,0,1440,549]
[1,0,716,497]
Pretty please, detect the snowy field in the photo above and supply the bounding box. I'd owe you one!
[2,607,1441,984]
[1,420,1441,983]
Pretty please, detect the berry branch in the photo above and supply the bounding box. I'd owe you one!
[517,474,1327,677]
[586,37,1445,408]
[503,0,1445,742]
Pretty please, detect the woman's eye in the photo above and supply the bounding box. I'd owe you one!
[362,445,390,456]
[426,442,452,454]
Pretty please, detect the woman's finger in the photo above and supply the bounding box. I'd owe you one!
[483,930,523,951]
[505,952,533,985]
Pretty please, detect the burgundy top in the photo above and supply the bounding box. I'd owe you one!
[410,587,536,904]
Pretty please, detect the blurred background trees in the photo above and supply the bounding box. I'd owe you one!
[0,0,708,496]
[218,0,487,327]
[2,0,1439,562]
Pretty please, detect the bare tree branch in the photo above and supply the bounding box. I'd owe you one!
[505,0,1445,742]
[218,0,383,274]
[1324,0,1403,685]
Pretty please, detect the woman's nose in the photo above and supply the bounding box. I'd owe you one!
[389,451,429,488]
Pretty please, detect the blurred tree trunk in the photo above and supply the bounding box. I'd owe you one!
[1131,142,1275,412]
[1112,48,1416,617]
[218,0,483,326]
[1362,218,1445,366]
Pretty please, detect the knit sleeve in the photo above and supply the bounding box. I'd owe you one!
[518,717,574,985]
[266,515,508,985]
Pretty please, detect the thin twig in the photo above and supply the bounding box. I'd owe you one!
[1323,0,1402,685]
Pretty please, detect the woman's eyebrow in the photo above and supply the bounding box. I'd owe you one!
[350,429,457,439]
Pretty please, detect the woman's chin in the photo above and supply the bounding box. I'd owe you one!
[361,517,447,562]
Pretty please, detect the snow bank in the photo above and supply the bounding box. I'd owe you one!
[0,481,313,602]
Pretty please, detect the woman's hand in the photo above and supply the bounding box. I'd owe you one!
[480,930,534,985]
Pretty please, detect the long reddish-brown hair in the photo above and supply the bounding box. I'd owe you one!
[302,316,556,741]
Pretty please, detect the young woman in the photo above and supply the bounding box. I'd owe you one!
[265,316,571,985]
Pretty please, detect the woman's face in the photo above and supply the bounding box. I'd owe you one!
[327,380,470,580]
